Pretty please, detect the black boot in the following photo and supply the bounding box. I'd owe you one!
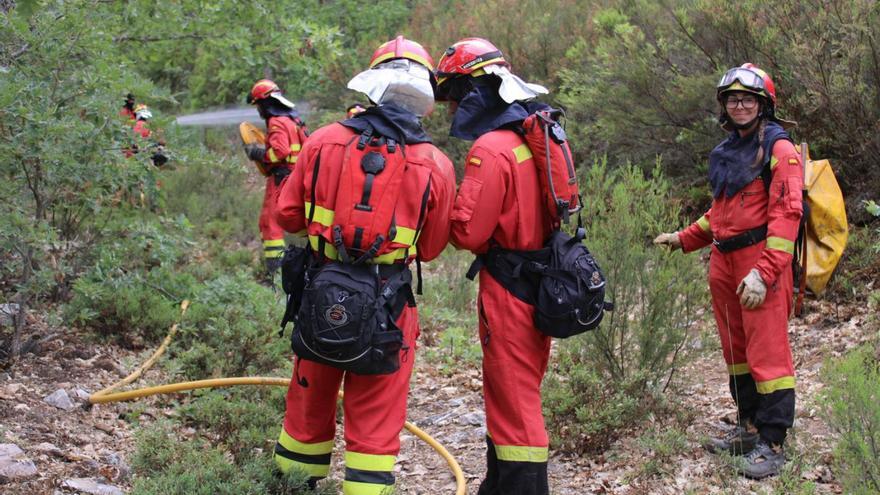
[738,440,785,479]
[704,419,759,455]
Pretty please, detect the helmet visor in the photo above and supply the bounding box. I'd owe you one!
[718,67,764,93]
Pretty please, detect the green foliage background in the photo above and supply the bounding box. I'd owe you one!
[1,0,878,491]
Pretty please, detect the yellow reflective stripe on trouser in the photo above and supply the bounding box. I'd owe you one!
[494,444,549,463]
[264,239,285,258]
[766,236,794,254]
[273,429,332,478]
[696,215,711,233]
[512,144,533,163]
[756,376,796,394]
[304,202,335,226]
[343,451,395,495]
[728,362,750,375]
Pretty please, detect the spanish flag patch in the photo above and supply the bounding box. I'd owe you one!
[468,156,482,166]
[788,158,799,165]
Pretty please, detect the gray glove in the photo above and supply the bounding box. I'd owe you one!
[736,269,767,309]
[653,232,682,250]
[244,143,266,162]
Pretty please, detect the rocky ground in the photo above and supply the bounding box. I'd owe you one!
[0,299,873,494]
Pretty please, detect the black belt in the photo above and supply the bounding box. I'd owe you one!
[713,224,768,253]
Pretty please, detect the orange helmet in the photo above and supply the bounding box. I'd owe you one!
[247,79,281,104]
[368,36,435,72]
[435,38,509,89]
[717,63,777,108]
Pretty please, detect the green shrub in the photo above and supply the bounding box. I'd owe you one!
[172,273,288,379]
[543,158,707,453]
[178,387,287,458]
[130,422,326,495]
[820,343,880,494]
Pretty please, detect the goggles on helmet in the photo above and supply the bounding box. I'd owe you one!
[717,67,765,93]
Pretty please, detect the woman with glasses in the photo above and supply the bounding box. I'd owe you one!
[654,63,803,479]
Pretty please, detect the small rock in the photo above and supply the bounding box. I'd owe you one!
[44,389,75,410]
[458,411,485,426]
[447,397,466,407]
[73,388,91,401]
[418,411,457,426]
[61,478,124,495]
[0,383,24,400]
[14,403,29,412]
[32,442,63,457]
[93,358,126,377]
[0,443,38,482]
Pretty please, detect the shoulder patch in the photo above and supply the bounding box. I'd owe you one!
[468,156,482,166]
[270,125,282,131]
[788,158,799,166]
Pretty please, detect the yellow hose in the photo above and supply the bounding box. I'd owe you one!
[89,300,466,495]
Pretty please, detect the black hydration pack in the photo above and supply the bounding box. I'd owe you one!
[469,227,612,338]
[291,260,413,375]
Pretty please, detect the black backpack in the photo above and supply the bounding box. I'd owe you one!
[469,227,612,338]
[292,260,413,375]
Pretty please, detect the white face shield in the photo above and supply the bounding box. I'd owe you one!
[481,64,548,103]
[268,92,297,109]
[135,108,152,120]
[347,59,435,117]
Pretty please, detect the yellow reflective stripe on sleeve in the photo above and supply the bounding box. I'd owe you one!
[264,250,284,258]
[342,480,390,495]
[770,156,779,170]
[263,239,285,248]
[756,376,796,394]
[286,155,298,163]
[696,215,711,233]
[274,454,331,477]
[290,143,302,152]
[766,236,794,254]
[304,202,335,226]
[344,451,396,472]
[267,148,280,163]
[728,363,750,375]
[494,444,548,463]
[512,144,533,163]
[391,225,417,246]
[278,430,333,455]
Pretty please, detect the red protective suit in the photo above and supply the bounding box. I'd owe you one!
[259,115,305,265]
[273,122,455,494]
[679,138,802,444]
[123,120,151,158]
[450,129,553,495]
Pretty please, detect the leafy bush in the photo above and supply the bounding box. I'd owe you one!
[171,273,288,379]
[64,217,196,343]
[543,159,707,453]
[130,422,329,495]
[820,343,880,494]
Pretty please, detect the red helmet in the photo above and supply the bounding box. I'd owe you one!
[435,38,509,89]
[247,79,281,104]
[369,36,435,71]
[717,63,777,107]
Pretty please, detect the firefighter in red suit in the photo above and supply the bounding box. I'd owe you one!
[120,93,136,122]
[435,37,555,495]
[244,79,308,276]
[654,64,801,479]
[272,36,455,494]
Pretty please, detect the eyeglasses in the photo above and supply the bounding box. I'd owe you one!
[724,95,758,110]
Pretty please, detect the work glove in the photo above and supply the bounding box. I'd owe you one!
[244,143,266,163]
[736,269,767,309]
[653,232,682,251]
